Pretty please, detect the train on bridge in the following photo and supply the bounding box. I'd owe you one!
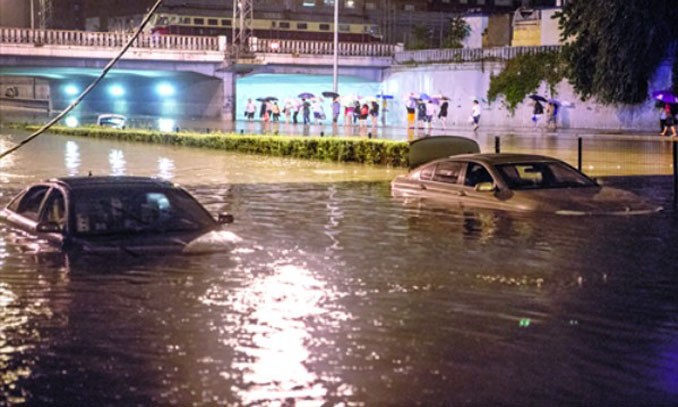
[147,12,382,43]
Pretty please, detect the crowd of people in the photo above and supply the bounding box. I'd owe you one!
[244,97,383,129]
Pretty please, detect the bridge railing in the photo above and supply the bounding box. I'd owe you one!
[0,27,223,52]
[394,45,562,64]
[250,38,395,57]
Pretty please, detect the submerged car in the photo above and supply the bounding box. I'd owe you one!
[392,137,662,215]
[97,114,127,129]
[1,176,238,254]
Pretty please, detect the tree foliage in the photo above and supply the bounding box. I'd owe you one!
[441,16,470,49]
[557,0,678,105]
[406,24,432,50]
[487,51,565,113]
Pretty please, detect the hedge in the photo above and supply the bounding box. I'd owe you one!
[21,125,410,167]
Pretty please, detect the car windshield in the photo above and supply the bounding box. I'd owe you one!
[72,186,215,236]
[495,162,596,190]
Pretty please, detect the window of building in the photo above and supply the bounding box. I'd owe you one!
[297,23,308,29]
[193,18,205,25]
[221,19,231,26]
[324,0,335,5]
[366,2,376,9]
[344,0,355,9]
[339,24,350,32]
[279,22,290,29]
[180,17,191,24]
[272,21,277,28]
[303,0,316,6]
[319,24,330,31]
[208,19,218,26]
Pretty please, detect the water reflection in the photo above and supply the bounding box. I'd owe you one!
[64,141,80,176]
[108,149,126,176]
[156,157,175,180]
[202,261,353,406]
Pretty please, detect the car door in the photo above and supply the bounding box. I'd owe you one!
[421,161,465,204]
[5,184,51,232]
[460,162,503,210]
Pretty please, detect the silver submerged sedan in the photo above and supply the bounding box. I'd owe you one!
[392,153,663,215]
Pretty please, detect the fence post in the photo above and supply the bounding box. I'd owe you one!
[673,140,677,207]
[578,137,583,172]
[494,136,500,153]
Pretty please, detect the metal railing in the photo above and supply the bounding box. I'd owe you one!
[0,27,223,52]
[250,38,395,57]
[394,45,562,64]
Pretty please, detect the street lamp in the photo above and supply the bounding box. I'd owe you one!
[333,0,339,93]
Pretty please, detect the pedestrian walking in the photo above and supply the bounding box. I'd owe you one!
[546,102,559,130]
[332,98,341,123]
[312,100,325,124]
[406,97,417,129]
[370,101,379,127]
[259,101,266,120]
[471,99,481,131]
[353,100,361,125]
[659,103,668,135]
[438,99,449,129]
[283,100,293,123]
[425,100,435,131]
[417,100,427,129]
[293,101,300,124]
[532,100,544,127]
[272,102,281,122]
[660,103,677,137]
[359,103,369,128]
[245,98,256,121]
[302,98,311,125]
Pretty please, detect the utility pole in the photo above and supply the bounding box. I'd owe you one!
[332,0,339,93]
[231,0,254,58]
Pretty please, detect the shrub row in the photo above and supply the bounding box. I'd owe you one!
[24,125,410,167]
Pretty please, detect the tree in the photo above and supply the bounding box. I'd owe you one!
[406,23,432,50]
[557,0,678,105]
[441,16,470,49]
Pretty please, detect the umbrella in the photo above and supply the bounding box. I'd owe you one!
[265,96,278,101]
[432,94,450,100]
[653,90,678,104]
[419,93,432,101]
[322,91,340,99]
[298,92,314,99]
[529,94,548,103]
[255,97,267,102]
[548,99,560,106]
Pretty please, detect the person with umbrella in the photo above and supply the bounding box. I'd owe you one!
[437,97,449,129]
[546,100,559,130]
[302,98,311,125]
[332,97,341,124]
[660,102,677,137]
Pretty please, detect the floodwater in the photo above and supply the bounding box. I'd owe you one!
[1,129,678,407]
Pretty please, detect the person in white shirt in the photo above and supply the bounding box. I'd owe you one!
[471,100,481,131]
[244,99,256,121]
[425,100,436,131]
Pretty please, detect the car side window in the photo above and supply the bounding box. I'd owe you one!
[16,186,50,220]
[40,189,67,229]
[419,164,435,181]
[464,163,494,187]
[433,161,463,184]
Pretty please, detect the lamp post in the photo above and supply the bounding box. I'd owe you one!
[332,0,339,93]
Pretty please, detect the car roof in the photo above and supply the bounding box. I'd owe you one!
[422,153,563,167]
[48,176,175,190]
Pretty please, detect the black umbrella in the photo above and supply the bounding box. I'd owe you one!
[322,91,340,99]
[265,96,279,101]
[255,97,267,102]
[529,94,548,103]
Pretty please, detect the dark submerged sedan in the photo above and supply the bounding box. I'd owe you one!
[393,150,662,215]
[1,176,238,254]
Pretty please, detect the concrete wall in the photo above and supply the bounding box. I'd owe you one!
[381,61,670,132]
[462,16,489,49]
[540,8,562,46]
[0,0,29,28]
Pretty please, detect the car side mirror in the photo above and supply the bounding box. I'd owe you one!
[474,182,496,192]
[37,222,63,234]
[218,213,234,225]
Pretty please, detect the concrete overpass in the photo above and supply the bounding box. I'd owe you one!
[0,27,395,119]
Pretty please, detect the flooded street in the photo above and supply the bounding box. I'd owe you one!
[1,129,678,406]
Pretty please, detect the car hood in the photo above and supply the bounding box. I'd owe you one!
[67,229,242,255]
[511,186,663,215]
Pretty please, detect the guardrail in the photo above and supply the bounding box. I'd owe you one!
[0,27,223,52]
[394,45,562,64]
[250,38,396,57]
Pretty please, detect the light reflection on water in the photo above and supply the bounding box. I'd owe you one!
[0,130,678,406]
